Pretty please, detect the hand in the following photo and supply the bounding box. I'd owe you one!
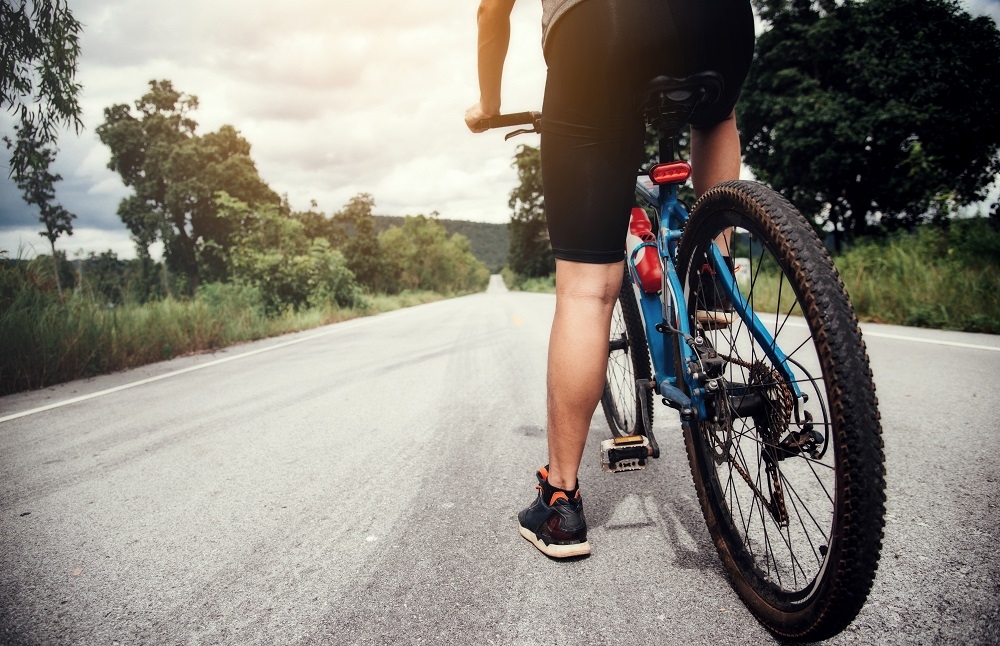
[465,102,497,133]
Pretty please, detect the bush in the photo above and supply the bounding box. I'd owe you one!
[379,215,490,294]
[217,193,364,313]
[75,250,146,305]
[835,219,1000,333]
[500,267,555,292]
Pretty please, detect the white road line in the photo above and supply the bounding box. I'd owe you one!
[0,315,383,424]
[781,319,1000,352]
[859,330,1000,352]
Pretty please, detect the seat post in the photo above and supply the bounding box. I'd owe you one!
[658,130,675,163]
[640,72,724,163]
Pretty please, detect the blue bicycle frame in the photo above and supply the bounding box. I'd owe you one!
[627,176,803,422]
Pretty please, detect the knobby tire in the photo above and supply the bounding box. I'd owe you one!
[676,180,885,641]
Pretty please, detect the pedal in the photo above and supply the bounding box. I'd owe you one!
[601,435,652,473]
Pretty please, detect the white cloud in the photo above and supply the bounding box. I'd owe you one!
[1,0,545,258]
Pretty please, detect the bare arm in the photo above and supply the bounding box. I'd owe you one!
[466,0,517,132]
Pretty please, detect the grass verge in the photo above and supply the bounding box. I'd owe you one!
[0,282,447,396]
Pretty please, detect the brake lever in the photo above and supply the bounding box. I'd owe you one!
[504,126,540,141]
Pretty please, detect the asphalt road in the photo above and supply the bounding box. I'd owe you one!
[2,275,998,645]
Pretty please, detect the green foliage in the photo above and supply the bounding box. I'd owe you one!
[0,264,271,395]
[500,266,519,290]
[292,201,345,249]
[835,218,1000,332]
[0,253,446,395]
[1,0,82,179]
[96,80,280,292]
[942,216,1000,263]
[741,0,1000,245]
[216,193,363,313]
[332,193,396,293]
[75,250,157,305]
[501,267,555,293]
[3,120,76,293]
[375,215,509,273]
[379,215,490,294]
[507,144,554,277]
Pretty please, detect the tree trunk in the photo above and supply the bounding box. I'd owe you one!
[49,238,63,296]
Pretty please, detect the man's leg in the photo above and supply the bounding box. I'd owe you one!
[690,113,741,198]
[691,110,742,253]
[545,259,624,491]
[690,111,741,325]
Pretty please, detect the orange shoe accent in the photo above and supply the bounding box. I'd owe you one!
[539,466,549,480]
[627,207,662,293]
[549,491,569,505]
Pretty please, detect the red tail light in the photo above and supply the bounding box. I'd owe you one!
[649,161,692,185]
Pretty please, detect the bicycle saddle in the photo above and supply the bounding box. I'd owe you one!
[639,72,724,135]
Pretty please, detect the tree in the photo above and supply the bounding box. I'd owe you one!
[96,80,279,292]
[291,199,345,249]
[1,0,82,179]
[4,120,75,294]
[333,193,394,293]
[740,0,1000,247]
[378,215,490,294]
[79,250,134,304]
[507,144,554,277]
[216,193,362,312]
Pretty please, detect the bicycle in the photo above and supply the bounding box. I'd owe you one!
[480,72,885,642]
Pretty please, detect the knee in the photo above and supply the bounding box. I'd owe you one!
[555,260,623,308]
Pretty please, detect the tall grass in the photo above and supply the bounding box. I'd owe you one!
[0,275,445,395]
[736,221,999,333]
[736,270,803,318]
[835,225,999,333]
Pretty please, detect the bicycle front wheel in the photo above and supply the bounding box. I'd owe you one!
[601,270,653,438]
[676,181,885,641]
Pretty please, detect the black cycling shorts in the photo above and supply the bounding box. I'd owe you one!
[541,0,755,264]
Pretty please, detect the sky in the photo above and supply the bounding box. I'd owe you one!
[2,0,999,261]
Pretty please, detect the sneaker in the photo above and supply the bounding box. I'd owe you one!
[696,256,736,327]
[517,466,591,558]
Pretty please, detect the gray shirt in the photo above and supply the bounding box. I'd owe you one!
[541,0,587,49]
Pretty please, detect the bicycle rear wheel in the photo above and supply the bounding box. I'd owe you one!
[676,181,885,641]
[601,271,653,437]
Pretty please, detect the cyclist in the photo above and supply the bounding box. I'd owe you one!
[466,0,754,558]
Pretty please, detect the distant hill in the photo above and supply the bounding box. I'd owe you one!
[374,216,508,273]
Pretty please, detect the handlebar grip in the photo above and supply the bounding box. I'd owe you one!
[480,111,541,130]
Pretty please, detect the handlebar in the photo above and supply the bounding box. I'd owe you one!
[476,111,542,140]
[478,111,540,129]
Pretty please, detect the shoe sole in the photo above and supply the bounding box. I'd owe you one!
[519,526,591,558]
